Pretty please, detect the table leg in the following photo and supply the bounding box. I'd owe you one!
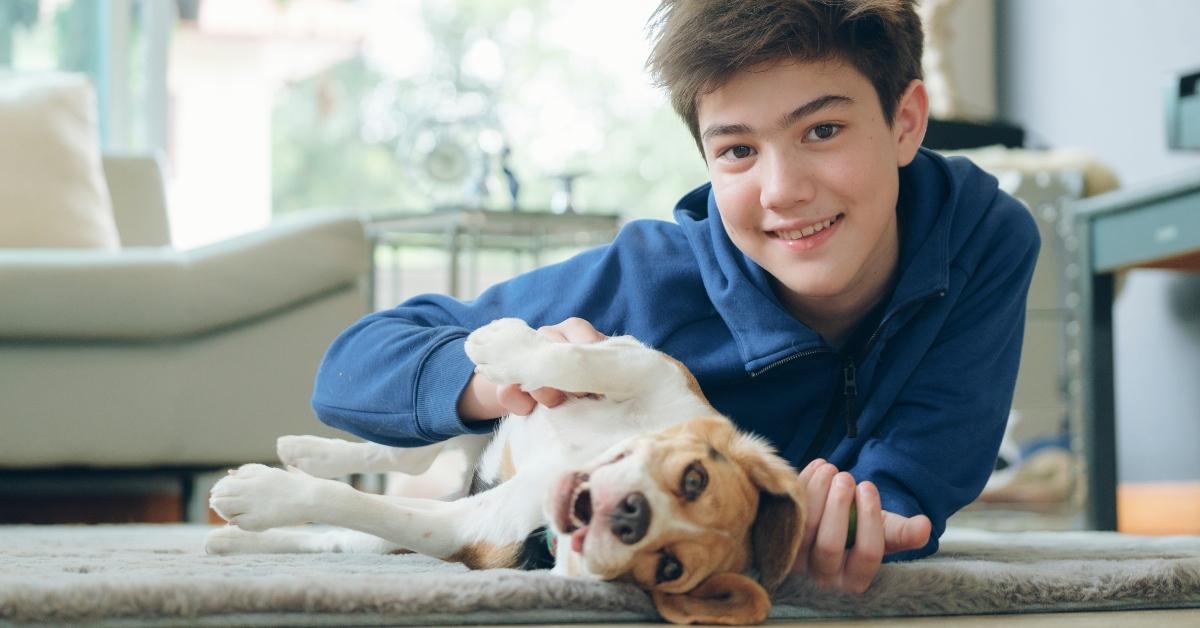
[367,237,377,312]
[1081,270,1119,530]
[447,227,461,299]
[468,227,481,298]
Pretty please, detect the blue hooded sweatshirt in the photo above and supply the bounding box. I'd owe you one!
[311,147,1040,559]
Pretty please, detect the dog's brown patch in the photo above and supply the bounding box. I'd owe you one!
[448,541,520,569]
[499,443,517,482]
[663,355,713,408]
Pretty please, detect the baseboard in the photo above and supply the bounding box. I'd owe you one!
[0,494,183,524]
[0,471,185,524]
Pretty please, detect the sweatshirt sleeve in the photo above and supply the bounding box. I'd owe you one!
[310,291,495,447]
[848,201,1041,561]
[310,223,669,447]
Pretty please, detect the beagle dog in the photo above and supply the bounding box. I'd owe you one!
[206,318,806,625]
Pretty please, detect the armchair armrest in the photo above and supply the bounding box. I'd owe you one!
[0,211,368,341]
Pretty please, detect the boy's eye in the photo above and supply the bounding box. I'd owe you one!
[719,145,755,160]
[807,123,842,141]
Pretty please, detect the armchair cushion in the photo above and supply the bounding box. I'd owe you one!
[0,73,120,249]
[0,211,367,341]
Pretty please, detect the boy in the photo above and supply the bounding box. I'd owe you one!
[311,0,1039,595]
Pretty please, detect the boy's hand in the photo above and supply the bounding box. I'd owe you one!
[458,318,607,420]
[792,459,932,594]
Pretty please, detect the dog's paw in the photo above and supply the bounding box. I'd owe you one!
[277,435,360,478]
[205,526,312,555]
[464,318,549,385]
[208,463,316,532]
[204,525,266,555]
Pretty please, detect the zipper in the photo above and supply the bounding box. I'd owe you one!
[842,355,858,438]
[841,288,948,439]
[840,289,944,438]
[799,351,855,462]
[748,347,830,378]
[756,288,947,454]
[754,287,944,380]
[856,288,945,360]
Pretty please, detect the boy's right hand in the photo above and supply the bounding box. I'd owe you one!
[791,459,932,594]
[458,318,608,421]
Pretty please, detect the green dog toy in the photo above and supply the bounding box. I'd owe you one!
[845,501,858,549]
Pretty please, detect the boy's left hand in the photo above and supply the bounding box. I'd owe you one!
[791,459,932,594]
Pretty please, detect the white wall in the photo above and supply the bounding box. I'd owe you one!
[997,0,1200,483]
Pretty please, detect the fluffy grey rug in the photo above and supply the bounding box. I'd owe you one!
[1,525,1198,625]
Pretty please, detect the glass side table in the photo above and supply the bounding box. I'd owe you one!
[367,209,623,307]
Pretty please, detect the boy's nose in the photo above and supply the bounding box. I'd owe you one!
[759,152,816,212]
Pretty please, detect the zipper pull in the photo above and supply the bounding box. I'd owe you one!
[843,357,858,438]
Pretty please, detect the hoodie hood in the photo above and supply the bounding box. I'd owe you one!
[672,147,998,374]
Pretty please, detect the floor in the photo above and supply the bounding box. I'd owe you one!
[551,609,1200,627]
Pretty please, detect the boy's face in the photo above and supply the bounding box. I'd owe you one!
[696,59,926,313]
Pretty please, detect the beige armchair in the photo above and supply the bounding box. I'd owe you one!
[0,155,366,470]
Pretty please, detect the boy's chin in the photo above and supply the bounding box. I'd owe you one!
[770,270,852,302]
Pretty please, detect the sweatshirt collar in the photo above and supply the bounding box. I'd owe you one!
[674,147,955,374]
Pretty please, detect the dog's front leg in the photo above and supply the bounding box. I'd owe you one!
[210,463,551,568]
[466,318,688,401]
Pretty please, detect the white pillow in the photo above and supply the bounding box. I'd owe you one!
[0,73,120,249]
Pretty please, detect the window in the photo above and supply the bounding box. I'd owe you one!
[3,0,707,249]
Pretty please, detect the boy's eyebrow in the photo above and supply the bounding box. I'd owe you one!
[700,94,855,143]
[777,94,854,130]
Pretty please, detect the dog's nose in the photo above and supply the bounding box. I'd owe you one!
[609,492,651,544]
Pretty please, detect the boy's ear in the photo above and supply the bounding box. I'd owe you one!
[894,78,929,167]
[652,572,771,625]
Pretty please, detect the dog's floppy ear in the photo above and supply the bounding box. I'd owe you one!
[652,572,770,625]
[728,433,806,591]
[667,416,805,590]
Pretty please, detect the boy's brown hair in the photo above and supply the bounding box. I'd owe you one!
[646,0,924,151]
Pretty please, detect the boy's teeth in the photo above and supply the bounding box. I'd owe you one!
[777,216,836,240]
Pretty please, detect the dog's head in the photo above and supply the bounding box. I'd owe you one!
[545,414,805,625]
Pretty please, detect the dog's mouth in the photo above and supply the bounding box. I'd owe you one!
[559,472,593,553]
[551,449,632,555]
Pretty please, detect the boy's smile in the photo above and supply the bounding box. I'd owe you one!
[766,212,845,251]
[696,59,927,343]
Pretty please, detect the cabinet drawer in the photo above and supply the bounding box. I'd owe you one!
[1090,189,1200,272]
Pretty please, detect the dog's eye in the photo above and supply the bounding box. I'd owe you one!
[656,553,684,583]
[681,461,708,500]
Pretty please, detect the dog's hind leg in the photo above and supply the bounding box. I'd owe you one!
[210,463,551,569]
[205,525,408,556]
[276,434,486,479]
